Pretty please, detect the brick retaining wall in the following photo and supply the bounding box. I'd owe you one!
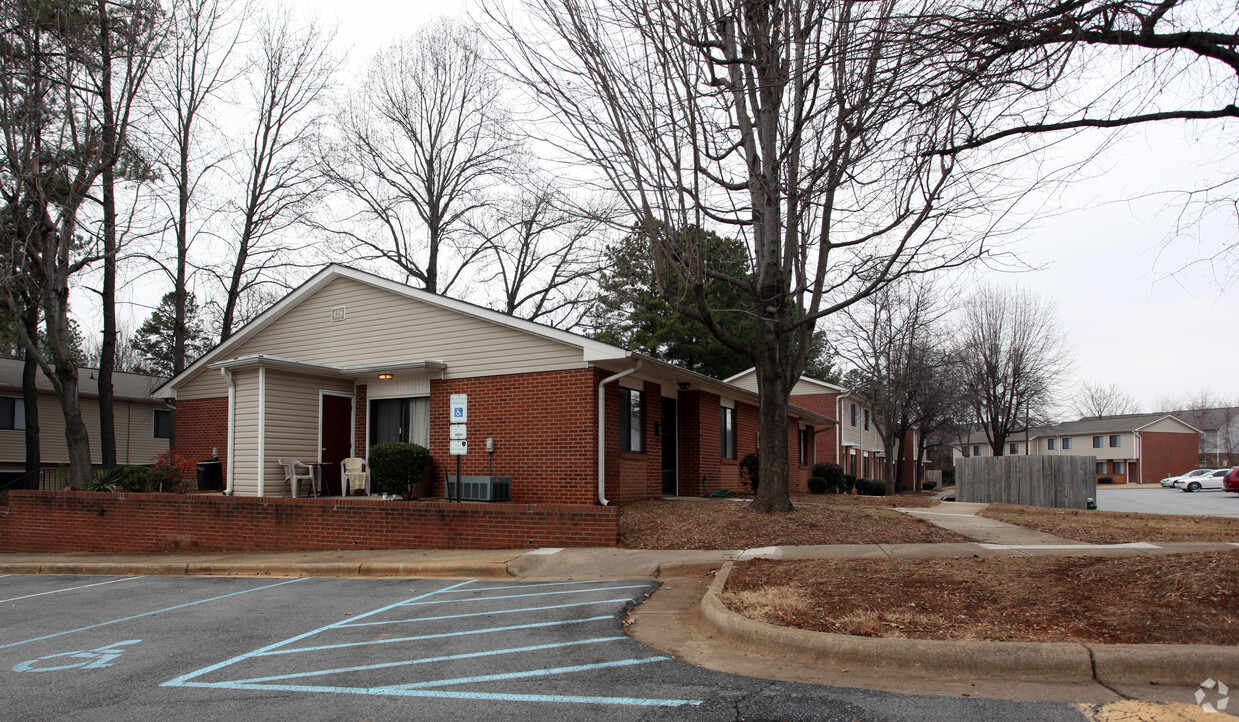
[0,491,618,552]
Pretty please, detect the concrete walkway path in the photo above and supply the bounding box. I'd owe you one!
[896,501,1081,544]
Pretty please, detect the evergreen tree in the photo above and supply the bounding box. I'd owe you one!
[132,292,210,376]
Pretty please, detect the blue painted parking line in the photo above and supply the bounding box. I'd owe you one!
[261,616,614,656]
[340,598,636,627]
[0,578,309,651]
[227,637,628,685]
[164,578,703,708]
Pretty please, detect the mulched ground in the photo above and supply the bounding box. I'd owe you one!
[979,503,1239,544]
[617,497,966,549]
[723,552,1239,645]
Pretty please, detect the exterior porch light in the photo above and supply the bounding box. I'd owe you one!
[378,373,394,380]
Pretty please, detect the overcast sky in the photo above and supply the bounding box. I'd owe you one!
[106,0,1235,412]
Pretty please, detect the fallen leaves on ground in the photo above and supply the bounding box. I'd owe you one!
[617,497,965,549]
[723,552,1239,645]
[980,503,1239,544]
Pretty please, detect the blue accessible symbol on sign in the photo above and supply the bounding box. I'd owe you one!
[13,639,142,672]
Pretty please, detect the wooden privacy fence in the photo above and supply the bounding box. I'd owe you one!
[956,455,1094,509]
[924,470,943,486]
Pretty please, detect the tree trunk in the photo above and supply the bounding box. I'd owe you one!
[21,301,41,477]
[749,323,793,513]
[97,0,117,466]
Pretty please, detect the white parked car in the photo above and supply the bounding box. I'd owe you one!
[1161,468,1215,488]
[1174,468,1229,492]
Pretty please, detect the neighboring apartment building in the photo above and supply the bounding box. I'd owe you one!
[0,358,171,481]
[724,371,921,488]
[951,413,1200,484]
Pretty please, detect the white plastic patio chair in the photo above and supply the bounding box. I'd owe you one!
[278,457,316,497]
[341,457,370,496]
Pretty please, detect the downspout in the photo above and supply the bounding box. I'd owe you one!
[221,368,236,495]
[257,365,266,497]
[597,361,642,506]
[1134,430,1143,484]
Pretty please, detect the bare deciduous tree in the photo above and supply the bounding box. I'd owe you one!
[215,8,339,341]
[485,0,1034,511]
[835,279,950,493]
[317,17,518,294]
[1073,381,1140,419]
[150,0,246,371]
[958,285,1072,456]
[466,180,608,330]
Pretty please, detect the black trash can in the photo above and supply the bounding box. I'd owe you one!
[196,460,223,491]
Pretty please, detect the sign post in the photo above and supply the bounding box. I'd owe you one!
[449,395,468,502]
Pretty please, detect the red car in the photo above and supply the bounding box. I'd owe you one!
[1224,466,1239,494]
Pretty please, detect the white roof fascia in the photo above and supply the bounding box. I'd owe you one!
[722,367,847,394]
[208,354,448,379]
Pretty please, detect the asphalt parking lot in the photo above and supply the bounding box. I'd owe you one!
[1,575,1087,721]
[1096,486,1239,517]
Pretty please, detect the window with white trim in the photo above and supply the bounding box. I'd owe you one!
[1062,437,1073,450]
[153,409,172,439]
[1109,435,1121,448]
[721,406,736,460]
[0,396,26,431]
[1092,436,1104,448]
[619,387,643,453]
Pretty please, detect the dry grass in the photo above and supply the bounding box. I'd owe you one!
[788,492,938,508]
[723,552,1239,645]
[980,503,1239,544]
[617,497,966,549]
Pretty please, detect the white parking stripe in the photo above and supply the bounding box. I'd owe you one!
[0,577,141,604]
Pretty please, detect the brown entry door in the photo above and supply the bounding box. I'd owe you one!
[320,394,353,495]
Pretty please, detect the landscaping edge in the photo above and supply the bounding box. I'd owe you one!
[700,561,1239,686]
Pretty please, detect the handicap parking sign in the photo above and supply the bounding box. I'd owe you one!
[449,394,467,423]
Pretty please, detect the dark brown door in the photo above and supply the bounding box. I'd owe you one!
[320,394,353,495]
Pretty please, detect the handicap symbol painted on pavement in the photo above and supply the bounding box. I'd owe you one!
[13,640,142,673]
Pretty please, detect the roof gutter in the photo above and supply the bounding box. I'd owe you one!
[597,360,642,507]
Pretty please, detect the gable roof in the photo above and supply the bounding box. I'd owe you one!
[724,368,847,394]
[155,264,628,396]
[954,412,1201,446]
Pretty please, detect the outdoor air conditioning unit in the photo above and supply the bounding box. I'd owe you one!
[445,475,512,502]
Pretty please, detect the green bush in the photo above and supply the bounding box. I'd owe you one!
[814,462,845,491]
[842,473,856,492]
[855,478,887,496]
[369,442,432,498]
[739,452,760,494]
[807,476,827,494]
[1097,476,1114,484]
[923,481,937,490]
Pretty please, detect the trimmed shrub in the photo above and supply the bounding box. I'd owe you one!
[1098,476,1114,484]
[369,442,432,499]
[923,481,937,490]
[814,462,845,491]
[842,473,857,492]
[855,478,887,496]
[807,476,828,494]
[739,452,760,494]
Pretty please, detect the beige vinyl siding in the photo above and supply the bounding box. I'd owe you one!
[1141,417,1197,434]
[0,392,168,468]
[177,369,229,400]
[231,370,261,496]
[261,370,354,497]
[726,370,836,397]
[230,277,584,379]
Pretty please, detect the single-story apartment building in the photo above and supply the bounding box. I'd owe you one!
[0,358,170,484]
[951,413,1201,484]
[155,265,833,504]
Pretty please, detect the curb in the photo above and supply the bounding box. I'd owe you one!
[0,561,514,579]
[700,561,1239,686]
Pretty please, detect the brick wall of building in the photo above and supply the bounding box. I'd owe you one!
[793,391,840,466]
[173,397,229,486]
[1139,431,1200,485]
[0,491,618,552]
[426,369,601,505]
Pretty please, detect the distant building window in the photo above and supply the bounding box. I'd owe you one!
[850,403,857,427]
[1009,443,1018,455]
[0,397,26,431]
[1114,461,1125,474]
[153,409,172,439]
[972,445,981,457]
[619,387,643,453]
[1062,437,1073,450]
[1048,438,1057,450]
[1096,462,1106,474]
[863,409,870,431]
[1092,436,1104,448]
[721,406,736,460]
[1109,435,1121,448]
